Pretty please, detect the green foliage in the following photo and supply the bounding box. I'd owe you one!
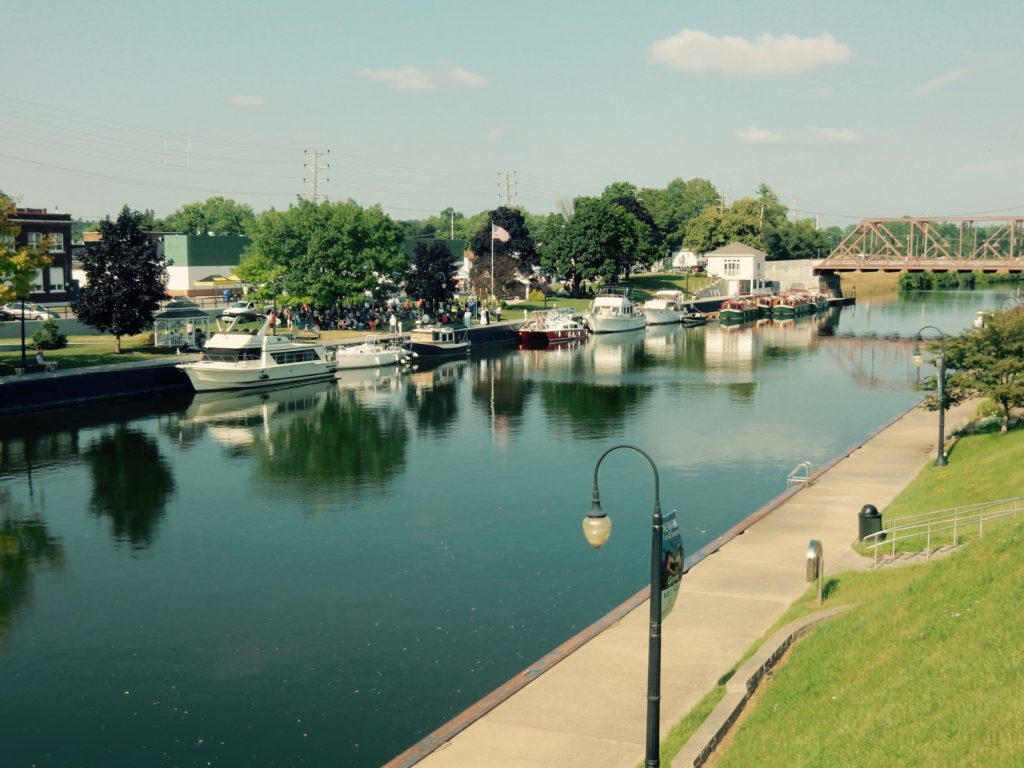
[469,206,537,275]
[71,206,168,352]
[240,199,406,306]
[405,239,459,312]
[943,306,1024,431]
[162,196,256,235]
[638,177,720,250]
[31,318,68,349]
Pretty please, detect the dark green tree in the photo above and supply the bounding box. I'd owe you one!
[72,206,168,352]
[405,240,459,314]
[469,206,537,275]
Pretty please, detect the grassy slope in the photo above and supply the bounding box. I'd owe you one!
[695,427,1024,767]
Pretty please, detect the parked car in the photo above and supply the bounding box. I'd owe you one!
[222,300,272,317]
[0,302,61,321]
[0,308,15,321]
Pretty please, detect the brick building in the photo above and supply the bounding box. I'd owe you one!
[11,208,73,301]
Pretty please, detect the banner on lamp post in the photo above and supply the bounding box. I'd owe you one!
[660,509,684,619]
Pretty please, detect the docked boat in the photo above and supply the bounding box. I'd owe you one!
[755,294,782,315]
[518,308,588,349]
[680,307,708,327]
[718,298,759,324]
[405,322,471,359]
[176,315,337,392]
[772,293,814,319]
[642,290,687,325]
[584,287,646,334]
[332,335,407,369]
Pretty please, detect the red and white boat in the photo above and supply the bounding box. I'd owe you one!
[518,309,588,349]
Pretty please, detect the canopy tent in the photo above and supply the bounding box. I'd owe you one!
[152,299,214,349]
[193,274,243,287]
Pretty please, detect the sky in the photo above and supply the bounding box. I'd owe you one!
[3,0,1023,228]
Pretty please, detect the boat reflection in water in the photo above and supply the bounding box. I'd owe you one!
[588,327,645,374]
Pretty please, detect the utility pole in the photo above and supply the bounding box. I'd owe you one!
[498,171,517,206]
[304,149,330,203]
[792,198,799,222]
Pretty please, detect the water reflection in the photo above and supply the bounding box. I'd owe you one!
[588,328,646,374]
[0,489,64,649]
[85,426,175,549]
[405,359,467,434]
[471,354,534,440]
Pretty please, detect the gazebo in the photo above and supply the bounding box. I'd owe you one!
[152,299,213,349]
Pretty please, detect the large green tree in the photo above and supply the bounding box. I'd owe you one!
[639,177,720,250]
[238,199,406,306]
[162,196,256,236]
[404,240,459,314]
[941,306,1024,432]
[71,206,168,353]
[539,196,649,296]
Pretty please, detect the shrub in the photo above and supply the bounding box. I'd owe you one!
[31,318,68,350]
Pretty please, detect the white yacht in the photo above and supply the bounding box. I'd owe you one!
[176,315,337,392]
[642,290,687,325]
[584,287,646,334]
[332,335,408,370]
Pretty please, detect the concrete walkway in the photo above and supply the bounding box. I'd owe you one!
[392,400,976,768]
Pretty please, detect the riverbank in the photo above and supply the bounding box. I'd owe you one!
[387,397,978,768]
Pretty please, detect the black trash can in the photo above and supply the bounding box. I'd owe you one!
[858,503,884,541]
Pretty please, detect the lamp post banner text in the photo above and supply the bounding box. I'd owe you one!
[660,509,684,619]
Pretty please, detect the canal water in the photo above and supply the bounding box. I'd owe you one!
[0,289,1010,767]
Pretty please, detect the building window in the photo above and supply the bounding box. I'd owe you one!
[48,233,65,253]
[49,266,65,292]
[33,269,44,292]
[28,232,44,247]
[723,259,740,276]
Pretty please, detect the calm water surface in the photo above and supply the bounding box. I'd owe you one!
[0,289,1010,767]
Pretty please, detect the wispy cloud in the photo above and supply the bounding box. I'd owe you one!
[811,126,860,143]
[356,64,488,92]
[229,95,266,109]
[649,29,851,75]
[736,126,784,143]
[917,53,1015,94]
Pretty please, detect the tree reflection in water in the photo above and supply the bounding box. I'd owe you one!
[85,427,175,549]
[405,361,465,434]
[540,381,653,440]
[1,489,64,648]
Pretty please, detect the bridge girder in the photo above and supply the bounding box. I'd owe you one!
[815,215,1024,274]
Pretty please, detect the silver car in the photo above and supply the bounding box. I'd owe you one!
[0,302,61,321]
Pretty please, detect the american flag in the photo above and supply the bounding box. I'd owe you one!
[491,224,511,243]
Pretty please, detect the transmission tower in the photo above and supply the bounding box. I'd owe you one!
[304,149,331,203]
[497,171,517,206]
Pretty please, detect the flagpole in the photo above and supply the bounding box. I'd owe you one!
[490,220,495,300]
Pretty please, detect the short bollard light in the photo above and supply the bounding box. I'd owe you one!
[806,539,823,606]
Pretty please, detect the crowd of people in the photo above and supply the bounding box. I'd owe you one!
[271,296,503,333]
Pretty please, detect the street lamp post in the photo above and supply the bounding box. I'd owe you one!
[582,444,666,768]
[912,325,947,467]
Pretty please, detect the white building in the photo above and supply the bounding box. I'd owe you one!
[705,242,769,296]
[670,247,705,271]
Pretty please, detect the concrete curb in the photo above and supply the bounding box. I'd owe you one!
[675,604,855,768]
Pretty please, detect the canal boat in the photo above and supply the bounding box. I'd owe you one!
[176,315,338,392]
[718,297,759,324]
[405,322,471,359]
[332,335,408,369]
[584,287,646,334]
[772,293,814,319]
[518,308,588,349]
[755,294,782,315]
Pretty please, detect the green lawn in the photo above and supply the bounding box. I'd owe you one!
[0,334,177,374]
[667,424,1024,768]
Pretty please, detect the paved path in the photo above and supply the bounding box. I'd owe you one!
[393,400,976,768]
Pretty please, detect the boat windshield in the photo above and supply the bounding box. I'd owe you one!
[202,348,262,363]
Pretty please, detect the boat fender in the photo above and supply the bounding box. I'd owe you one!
[259,370,269,380]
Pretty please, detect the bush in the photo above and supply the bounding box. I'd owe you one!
[528,290,547,302]
[31,318,68,350]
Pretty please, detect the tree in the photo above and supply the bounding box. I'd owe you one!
[1,194,52,306]
[539,196,648,296]
[162,196,255,236]
[639,177,720,250]
[601,182,662,267]
[239,199,406,307]
[405,240,459,314]
[941,307,1024,432]
[469,206,537,276]
[72,206,168,353]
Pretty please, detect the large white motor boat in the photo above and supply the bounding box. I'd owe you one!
[584,287,646,334]
[642,289,687,325]
[176,315,337,392]
[332,335,408,370]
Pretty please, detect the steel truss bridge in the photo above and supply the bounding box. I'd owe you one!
[815,215,1024,274]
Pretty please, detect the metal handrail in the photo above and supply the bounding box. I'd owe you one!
[787,461,814,488]
[864,496,1024,567]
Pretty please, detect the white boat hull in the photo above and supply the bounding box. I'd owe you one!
[333,347,405,370]
[586,314,646,333]
[644,309,684,325]
[178,359,338,392]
